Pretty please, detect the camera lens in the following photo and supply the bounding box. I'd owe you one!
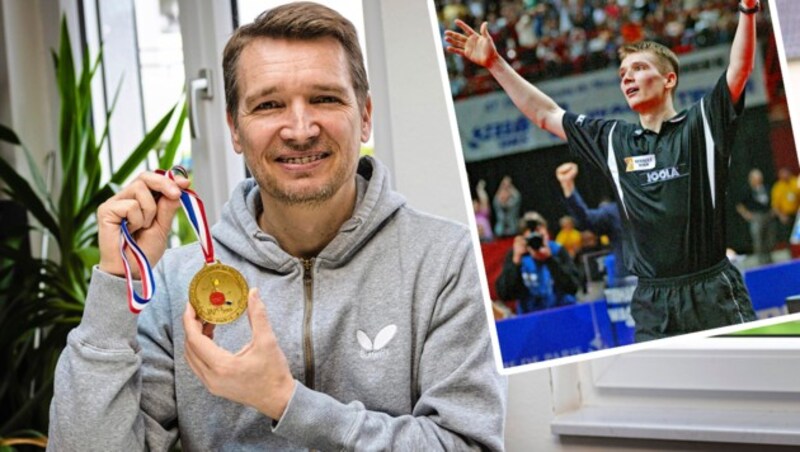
[526,231,544,250]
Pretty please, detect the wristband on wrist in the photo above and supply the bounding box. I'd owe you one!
[739,1,760,15]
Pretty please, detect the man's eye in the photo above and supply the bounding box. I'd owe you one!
[313,96,341,104]
[255,101,280,110]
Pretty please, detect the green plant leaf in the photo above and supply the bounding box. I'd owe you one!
[111,104,176,185]
[0,159,58,236]
[75,185,114,231]
[56,16,77,177]
[22,148,52,202]
[0,124,21,145]
[158,102,187,170]
[0,124,51,202]
[73,247,100,268]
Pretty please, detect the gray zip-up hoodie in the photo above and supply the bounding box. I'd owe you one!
[49,157,506,451]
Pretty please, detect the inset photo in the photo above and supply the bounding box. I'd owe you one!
[438,0,800,371]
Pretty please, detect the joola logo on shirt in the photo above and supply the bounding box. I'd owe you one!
[640,166,688,185]
[624,155,656,172]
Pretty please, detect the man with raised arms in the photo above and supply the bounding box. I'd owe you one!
[446,1,761,341]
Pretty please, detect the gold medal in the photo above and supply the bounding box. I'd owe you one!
[189,260,249,324]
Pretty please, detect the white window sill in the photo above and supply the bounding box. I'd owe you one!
[551,337,800,445]
[551,405,800,445]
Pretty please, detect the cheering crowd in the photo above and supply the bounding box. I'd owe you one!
[439,0,772,97]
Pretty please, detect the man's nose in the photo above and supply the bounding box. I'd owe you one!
[621,71,633,84]
[279,101,320,144]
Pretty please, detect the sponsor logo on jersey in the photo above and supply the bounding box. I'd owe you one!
[639,165,688,185]
[575,114,586,126]
[624,155,656,172]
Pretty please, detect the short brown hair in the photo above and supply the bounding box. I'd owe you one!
[222,2,369,125]
[618,41,680,93]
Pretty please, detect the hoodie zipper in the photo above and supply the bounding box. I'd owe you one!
[301,258,315,390]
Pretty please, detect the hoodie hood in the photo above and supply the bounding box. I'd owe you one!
[212,156,406,272]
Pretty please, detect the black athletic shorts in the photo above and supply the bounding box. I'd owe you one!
[631,259,757,342]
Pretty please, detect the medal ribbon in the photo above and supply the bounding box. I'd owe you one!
[120,218,156,313]
[120,166,214,314]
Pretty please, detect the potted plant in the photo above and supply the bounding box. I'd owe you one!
[0,16,186,445]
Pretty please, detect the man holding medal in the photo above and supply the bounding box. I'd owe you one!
[49,2,505,450]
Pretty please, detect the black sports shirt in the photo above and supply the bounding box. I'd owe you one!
[562,71,744,278]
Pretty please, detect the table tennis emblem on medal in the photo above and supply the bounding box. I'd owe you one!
[189,261,248,324]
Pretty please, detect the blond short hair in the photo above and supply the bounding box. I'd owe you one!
[618,41,680,94]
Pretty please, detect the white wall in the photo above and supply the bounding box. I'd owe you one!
[362,0,470,225]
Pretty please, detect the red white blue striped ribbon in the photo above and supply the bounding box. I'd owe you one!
[121,166,214,314]
[120,218,156,313]
[164,167,215,264]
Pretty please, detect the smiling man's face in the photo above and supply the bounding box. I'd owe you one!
[618,51,676,113]
[227,36,372,206]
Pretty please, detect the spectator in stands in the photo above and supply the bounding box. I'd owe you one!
[556,162,630,286]
[474,179,495,242]
[555,215,582,257]
[573,229,606,293]
[771,167,800,243]
[495,211,581,314]
[442,0,470,28]
[493,175,522,237]
[737,168,776,264]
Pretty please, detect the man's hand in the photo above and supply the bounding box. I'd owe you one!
[444,20,499,69]
[97,172,190,278]
[556,162,578,197]
[511,235,527,265]
[183,288,295,421]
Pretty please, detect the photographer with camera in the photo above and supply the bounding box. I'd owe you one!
[496,212,582,314]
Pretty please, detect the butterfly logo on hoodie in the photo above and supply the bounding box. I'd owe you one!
[357,325,397,358]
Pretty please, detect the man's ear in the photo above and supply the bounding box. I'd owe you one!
[227,111,242,154]
[665,72,678,91]
[360,95,373,143]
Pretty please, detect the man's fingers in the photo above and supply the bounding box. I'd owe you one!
[122,172,183,200]
[246,288,273,341]
[153,194,184,233]
[183,302,229,368]
[102,199,146,232]
[480,21,490,38]
[99,171,189,235]
[454,18,476,35]
[446,47,466,57]
[183,302,205,338]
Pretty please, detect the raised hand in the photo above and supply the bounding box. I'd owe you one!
[444,20,499,69]
[555,162,579,197]
[97,172,190,278]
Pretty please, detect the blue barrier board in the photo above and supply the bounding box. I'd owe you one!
[744,259,800,316]
[496,301,616,368]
